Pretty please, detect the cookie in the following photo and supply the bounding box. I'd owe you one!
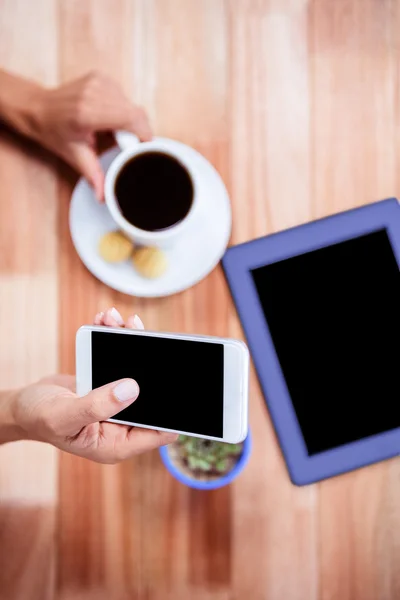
[132,246,168,279]
[98,231,134,263]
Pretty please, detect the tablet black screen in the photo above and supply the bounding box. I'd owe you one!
[251,229,400,455]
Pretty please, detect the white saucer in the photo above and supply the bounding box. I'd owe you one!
[69,146,232,297]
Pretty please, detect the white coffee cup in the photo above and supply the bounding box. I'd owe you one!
[105,132,200,248]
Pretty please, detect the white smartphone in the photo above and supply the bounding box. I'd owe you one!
[76,326,249,443]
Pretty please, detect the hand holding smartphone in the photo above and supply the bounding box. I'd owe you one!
[76,326,249,443]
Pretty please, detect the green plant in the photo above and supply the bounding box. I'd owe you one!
[175,435,243,476]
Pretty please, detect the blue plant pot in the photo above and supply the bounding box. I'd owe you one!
[159,430,252,490]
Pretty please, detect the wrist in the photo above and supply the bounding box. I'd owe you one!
[0,70,45,140]
[0,389,26,444]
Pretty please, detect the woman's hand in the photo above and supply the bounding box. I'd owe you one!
[31,72,152,201]
[1,307,177,463]
[0,69,152,201]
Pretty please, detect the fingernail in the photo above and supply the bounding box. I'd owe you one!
[113,379,139,402]
[133,314,144,330]
[110,307,124,325]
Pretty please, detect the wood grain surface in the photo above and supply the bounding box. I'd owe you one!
[1,1,400,599]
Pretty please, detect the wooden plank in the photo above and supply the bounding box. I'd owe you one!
[0,2,58,599]
[228,2,317,599]
[310,2,400,599]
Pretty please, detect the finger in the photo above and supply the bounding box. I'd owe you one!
[120,427,178,457]
[127,107,152,142]
[103,307,124,327]
[85,101,152,143]
[126,314,145,330]
[68,142,105,202]
[94,308,123,327]
[60,378,140,431]
[94,311,105,325]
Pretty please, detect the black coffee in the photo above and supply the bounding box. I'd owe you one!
[115,152,194,232]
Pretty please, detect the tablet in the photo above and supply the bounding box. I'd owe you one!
[222,198,400,485]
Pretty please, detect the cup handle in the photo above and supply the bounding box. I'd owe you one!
[115,130,140,151]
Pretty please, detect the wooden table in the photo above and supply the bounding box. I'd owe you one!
[1,1,400,599]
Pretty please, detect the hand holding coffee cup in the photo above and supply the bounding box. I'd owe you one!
[3,71,152,202]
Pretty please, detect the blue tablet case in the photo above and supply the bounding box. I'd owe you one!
[222,198,400,485]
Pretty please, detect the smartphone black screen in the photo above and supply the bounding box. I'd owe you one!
[91,331,224,438]
[251,229,400,455]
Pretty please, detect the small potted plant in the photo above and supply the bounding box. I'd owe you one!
[159,431,251,490]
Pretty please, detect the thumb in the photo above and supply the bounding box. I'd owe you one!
[68,142,105,202]
[61,379,140,432]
